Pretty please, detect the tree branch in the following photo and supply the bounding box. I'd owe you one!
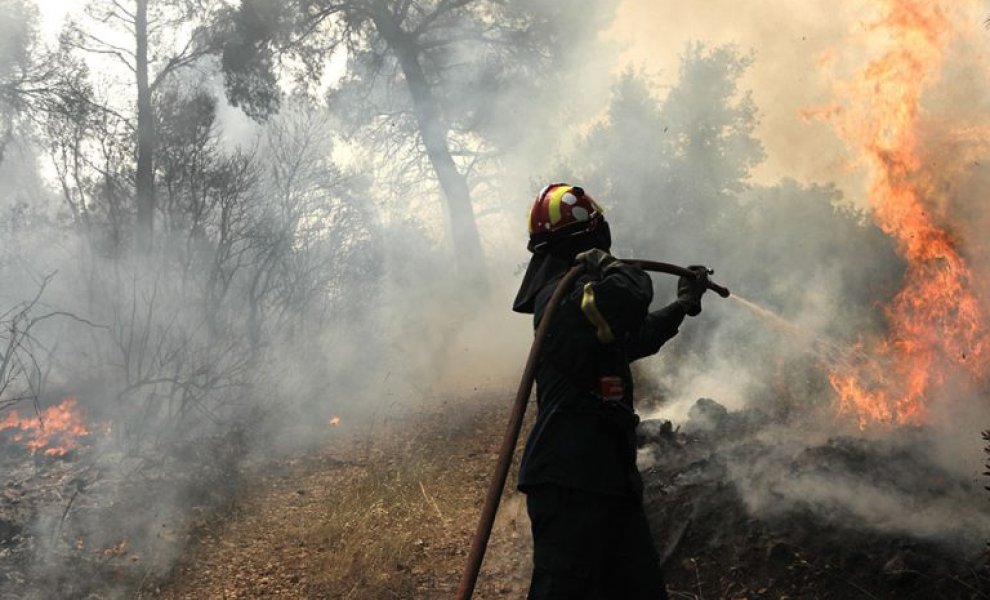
[412,0,475,38]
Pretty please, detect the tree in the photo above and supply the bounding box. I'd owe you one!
[0,0,91,167]
[562,69,672,257]
[240,104,383,346]
[0,0,42,163]
[63,0,227,249]
[564,47,901,376]
[220,0,616,290]
[45,78,132,245]
[567,47,765,260]
[660,44,764,229]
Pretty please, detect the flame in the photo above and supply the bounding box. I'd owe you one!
[0,397,91,456]
[103,539,128,557]
[329,416,341,426]
[813,1,990,428]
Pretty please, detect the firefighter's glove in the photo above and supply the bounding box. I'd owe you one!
[575,248,616,279]
[677,265,710,317]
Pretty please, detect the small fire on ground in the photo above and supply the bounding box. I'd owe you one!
[329,416,341,426]
[0,397,92,457]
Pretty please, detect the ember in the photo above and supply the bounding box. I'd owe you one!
[811,1,990,428]
[0,397,91,457]
[103,539,128,558]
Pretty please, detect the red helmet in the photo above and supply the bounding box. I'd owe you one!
[528,183,606,252]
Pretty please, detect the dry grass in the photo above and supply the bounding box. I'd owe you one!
[155,393,532,599]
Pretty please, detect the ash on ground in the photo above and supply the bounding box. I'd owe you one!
[639,398,990,599]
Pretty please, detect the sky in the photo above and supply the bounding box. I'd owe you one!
[38,0,71,39]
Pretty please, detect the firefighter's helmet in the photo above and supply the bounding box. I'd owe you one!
[527,183,606,252]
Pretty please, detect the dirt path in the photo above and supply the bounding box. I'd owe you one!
[153,394,532,599]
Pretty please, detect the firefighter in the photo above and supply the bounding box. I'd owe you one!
[512,183,709,600]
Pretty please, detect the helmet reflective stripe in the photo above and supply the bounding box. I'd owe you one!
[580,282,615,344]
[527,183,607,253]
[546,185,574,227]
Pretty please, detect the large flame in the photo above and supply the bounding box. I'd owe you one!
[0,397,91,457]
[812,1,990,428]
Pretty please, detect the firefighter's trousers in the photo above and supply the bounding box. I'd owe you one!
[525,485,669,600]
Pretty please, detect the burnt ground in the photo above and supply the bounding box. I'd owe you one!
[3,391,989,598]
[640,399,990,599]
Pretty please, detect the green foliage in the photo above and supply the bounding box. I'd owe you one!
[218,0,295,120]
[662,44,764,198]
[220,0,617,179]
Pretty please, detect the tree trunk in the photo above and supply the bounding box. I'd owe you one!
[375,13,488,293]
[135,0,155,252]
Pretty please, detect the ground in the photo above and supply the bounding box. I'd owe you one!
[145,391,990,600]
[152,393,534,599]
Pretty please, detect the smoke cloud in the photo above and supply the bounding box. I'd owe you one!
[2,0,990,596]
[609,0,990,553]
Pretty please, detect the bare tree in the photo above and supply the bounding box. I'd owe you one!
[243,104,382,345]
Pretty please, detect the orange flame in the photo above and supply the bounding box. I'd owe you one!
[0,397,91,456]
[814,1,990,428]
[103,539,128,557]
[329,416,341,426]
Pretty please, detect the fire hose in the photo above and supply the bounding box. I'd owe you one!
[455,260,730,600]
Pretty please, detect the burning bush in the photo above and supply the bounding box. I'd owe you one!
[0,397,92,457]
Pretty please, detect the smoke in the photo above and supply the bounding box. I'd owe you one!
[605,0,867,196]
[2,0,614,591]
[2,0,990,596]
[725,426,990,548]
[600,0,990,553]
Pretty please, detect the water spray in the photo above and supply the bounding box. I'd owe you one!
[455,259,729,600]
[729,295,866,372]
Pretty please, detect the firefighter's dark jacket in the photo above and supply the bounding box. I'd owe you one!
[518,260,686,496]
